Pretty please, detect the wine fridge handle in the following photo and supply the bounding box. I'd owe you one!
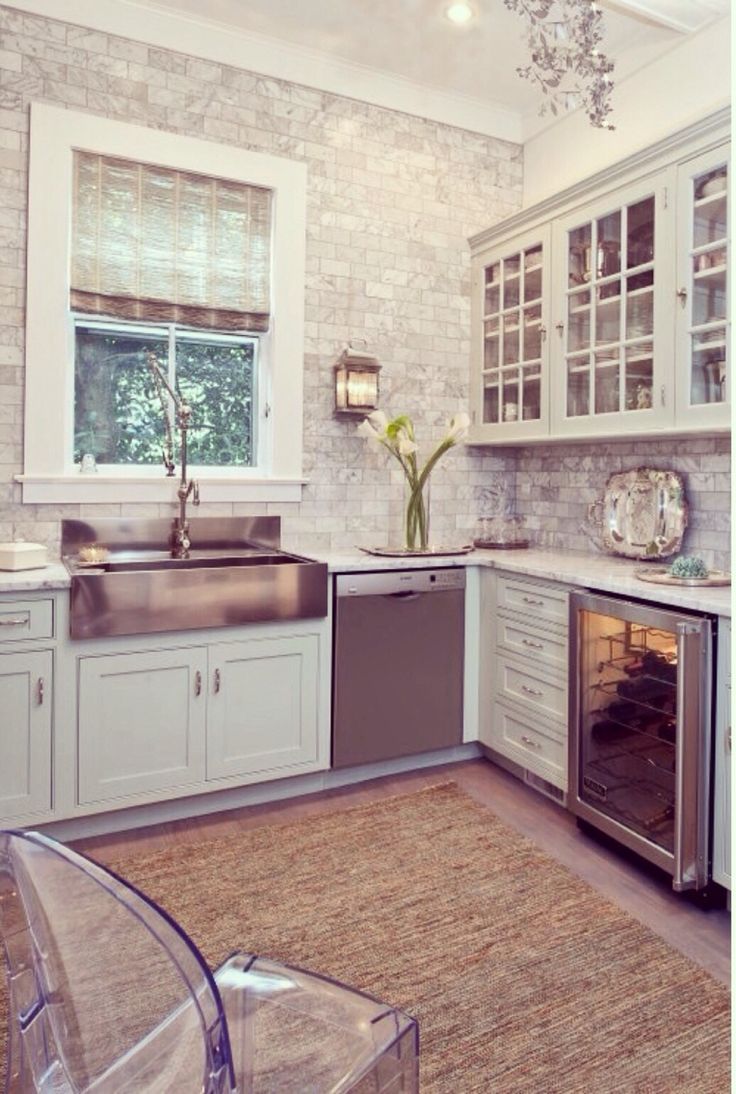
[672,620,710,892]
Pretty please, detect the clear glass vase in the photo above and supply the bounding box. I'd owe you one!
[404,478,430,551]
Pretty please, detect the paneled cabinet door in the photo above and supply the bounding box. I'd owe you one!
[675,145,730,428]
[713,619,730,890]
[0,650,52,821]
[470,224,551,441]
[78,647,207,805]
[207,635,319,780]
[550,172,675,436]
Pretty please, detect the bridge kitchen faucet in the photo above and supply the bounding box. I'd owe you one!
[147,352,200,558]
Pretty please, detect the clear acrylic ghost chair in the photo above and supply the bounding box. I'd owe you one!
[0,831,418,1093]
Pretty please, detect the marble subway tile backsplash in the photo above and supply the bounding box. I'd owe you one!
[515,435,731,572]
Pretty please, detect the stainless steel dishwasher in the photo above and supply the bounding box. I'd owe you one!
[332,568,465,768]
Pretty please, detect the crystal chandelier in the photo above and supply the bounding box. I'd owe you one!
[504,0,615,129]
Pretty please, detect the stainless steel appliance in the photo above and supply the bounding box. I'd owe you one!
[569,591,714,892]
[332,569,465,768]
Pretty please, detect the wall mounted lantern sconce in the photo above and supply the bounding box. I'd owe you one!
[334,343,381,417]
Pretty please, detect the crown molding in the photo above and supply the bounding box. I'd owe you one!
[0,0,523,144]
[469,106,731,251]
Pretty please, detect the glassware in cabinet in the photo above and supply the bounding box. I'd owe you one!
[552,182,667,435]
[675,146,730,426]
[473,226,550,439]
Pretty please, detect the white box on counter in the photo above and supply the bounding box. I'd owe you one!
[0,541,48,571]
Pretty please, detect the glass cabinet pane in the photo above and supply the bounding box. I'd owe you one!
[687,162,728,408]
[479,235,546,429]
[564,190,657,423]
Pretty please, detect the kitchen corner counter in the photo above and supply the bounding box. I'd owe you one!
[314,548,733,617]
[0,552,730,617]
[0,563,70,593]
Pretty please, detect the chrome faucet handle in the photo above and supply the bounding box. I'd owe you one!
[192,480,200,506]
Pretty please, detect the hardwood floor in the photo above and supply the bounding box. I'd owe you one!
[73,757,731,986]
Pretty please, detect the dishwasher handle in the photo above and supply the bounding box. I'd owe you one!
[384,591,422,601]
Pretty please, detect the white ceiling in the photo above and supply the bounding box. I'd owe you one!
[139,0,726,121]
[4,0,729,140]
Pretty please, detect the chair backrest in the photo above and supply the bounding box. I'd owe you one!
[0,831,234,1093]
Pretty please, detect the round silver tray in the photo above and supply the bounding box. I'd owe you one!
[360,545,475,558]
[635,568,731,588]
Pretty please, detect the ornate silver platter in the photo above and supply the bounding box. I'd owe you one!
[583,467,688,561]
[636,568,730,588]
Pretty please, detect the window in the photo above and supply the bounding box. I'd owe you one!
[22,104,307,503]
[74,321,258,467]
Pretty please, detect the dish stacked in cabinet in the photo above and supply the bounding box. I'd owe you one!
[482,572,569,796]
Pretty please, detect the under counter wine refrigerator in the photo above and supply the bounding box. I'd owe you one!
[569,591,714,892]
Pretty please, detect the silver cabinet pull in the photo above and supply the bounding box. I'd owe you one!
[213,668,221,694]
[194,670,202,697]
[520,734,541,749]
[521,684,543,697]
[37,677,44,705]
[727,726,731,753]
[523,596,544,606]
[676,286,688,306]
[522,638,544,650]
[0,616,29,627]
[555,321,564,335]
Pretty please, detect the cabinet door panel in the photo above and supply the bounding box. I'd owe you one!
[551,172,675,436]
[675,144,730,429]
[78,648,207,804]
[470,224,551,441]
[207,635,319,780]
[713,619,730,889]
[0,650,52,820]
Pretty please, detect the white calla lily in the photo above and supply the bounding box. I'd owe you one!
[356,408,471,551]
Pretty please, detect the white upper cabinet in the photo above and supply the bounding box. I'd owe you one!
[470,225,551,441]
[468,112,730,445]
[675,146,730,429]
[550,173,674,437]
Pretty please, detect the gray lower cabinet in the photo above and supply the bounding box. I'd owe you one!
[77,633,321,806]
[0,649,53,821]
[713,618,731,890]
[78,647,208,804]
[480,570,569,794]
[207,635,319,780]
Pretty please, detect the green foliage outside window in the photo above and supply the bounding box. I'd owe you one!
[74,325,255,467]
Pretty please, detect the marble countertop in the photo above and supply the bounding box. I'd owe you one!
[0,551,731,617]
[314,548,733,617]
[0,563,71,593]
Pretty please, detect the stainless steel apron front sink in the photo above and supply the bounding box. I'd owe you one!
[62,517,328,639]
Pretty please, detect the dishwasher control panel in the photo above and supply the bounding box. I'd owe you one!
[336,568,466,598]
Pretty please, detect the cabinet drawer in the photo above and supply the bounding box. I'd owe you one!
[492,701,566,790]
[0,599,54,644]
[496,611,567,675]
[495,652,567,721]
[496,575,568,628]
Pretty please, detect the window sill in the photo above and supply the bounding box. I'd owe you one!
[15,475,306,505]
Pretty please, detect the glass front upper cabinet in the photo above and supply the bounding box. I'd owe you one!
[676,146,730,428]
[474,226,551,439]
[552,177,671,435]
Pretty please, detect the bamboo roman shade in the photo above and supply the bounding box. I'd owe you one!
[71,151,273,332]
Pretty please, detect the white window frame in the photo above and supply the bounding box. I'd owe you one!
[20,102,307,504]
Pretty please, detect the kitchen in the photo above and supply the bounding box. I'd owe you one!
[0,0,731,1089]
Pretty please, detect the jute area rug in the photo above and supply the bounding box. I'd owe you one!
[1,783,730,1091]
